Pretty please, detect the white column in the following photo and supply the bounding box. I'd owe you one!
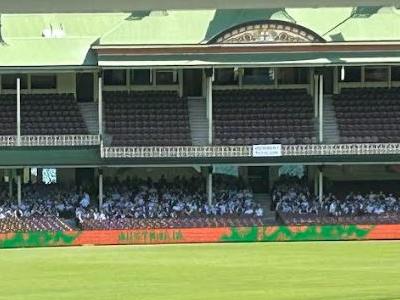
[98,171,103,210]
[16,77,21,146]
[207,167,213,206]
[98,75,103,136]
[17,172,22,206]
[313,74,319,119]
[319,74,324,143]
[8,170,13,199]
[206,74,213,145]
[318,169,323,203]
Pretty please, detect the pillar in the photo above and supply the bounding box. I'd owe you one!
[205,68,213,145]
[178,69,183,98]
[319,74,324,143]
[16,77,21,146]
[313,74,319,119]
[98,73,103,136]
[207,166,213,206]
[313,167,318,197]
[98,168,103,210]
[17,169,22,206]
[8,170,13,199]
[318,167,323,202]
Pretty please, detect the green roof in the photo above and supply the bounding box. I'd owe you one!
[0,13,128,67]
[1,8,400,67]
[0,39,97,68]
[99,7,400,45]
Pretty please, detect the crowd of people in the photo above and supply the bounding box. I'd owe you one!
[0,183,90,233]
[0,175,263,232]
[77,175,263,229]
[3,174,400,232]
[273,176,400,224]
[0,183,89,220]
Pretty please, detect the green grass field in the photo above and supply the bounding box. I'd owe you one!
[0,242,400,300]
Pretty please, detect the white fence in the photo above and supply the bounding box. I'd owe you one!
[102,146,252,158]
[0,136,17,147]
[102,143,400,158]
[19,135,100,147]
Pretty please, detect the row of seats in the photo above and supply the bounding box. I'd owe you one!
[279,212,400,226]
[214,137,317,145]
[0,215,73,233]
[213,89,315,145]
[333,88,400,143]
[81,216,264,230]
[104,91,191,146]
[0,94,88,135]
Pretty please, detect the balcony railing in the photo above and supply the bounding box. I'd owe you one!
[102,143,400,158]
[283,143,400,156]
[102,146,252,158]
[19,135,101,147]
[1,139,400,156]
[0,136,17,147]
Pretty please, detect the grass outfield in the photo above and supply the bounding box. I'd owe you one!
[0,242,400,300]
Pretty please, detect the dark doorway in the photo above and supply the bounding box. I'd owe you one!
[76,73,94,102]
[75,168,95,188]
[247,166,269,193]
[183,69,203,97]
[316,67,334,95]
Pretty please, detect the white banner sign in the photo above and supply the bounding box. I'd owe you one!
[252,144,282,157]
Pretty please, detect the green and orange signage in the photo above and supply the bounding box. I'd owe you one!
[1,224,400,249]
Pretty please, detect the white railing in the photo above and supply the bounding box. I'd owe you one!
[102,143,400,158]
[0,136,17,147]
[283,143,400,156]
[102,146,252,158]
[20,135,101,147]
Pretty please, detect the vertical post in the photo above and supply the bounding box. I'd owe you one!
[98,74,103,136]
[313,167,318,197]
[318,168,323,203]
[16,77,21,146]
[178,69,183,98]
[313,74,319,119]
[98,169,103,210]
[17,169,22,206]
[207,166,213,206]
[8,170,13,199]
[333,66,339,94]
[205,69,213,145]
[319,74,324,143]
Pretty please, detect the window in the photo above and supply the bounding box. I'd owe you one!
[365,66,388,82]
[1,74,28,89]
[42,168,57,184]
[278,67,309,84]
[214,68,237,85]
[338,66,362,82]
[391,66,400,81]
[31,74,57,89]
[156,70,177,85]
[242,68,274,85]
[104,70,126,86]
[130,69,151,85]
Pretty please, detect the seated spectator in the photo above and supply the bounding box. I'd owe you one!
[79,175,263,230]
[273,176,400,225]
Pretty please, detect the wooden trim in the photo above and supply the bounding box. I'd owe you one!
[95,43,400,56]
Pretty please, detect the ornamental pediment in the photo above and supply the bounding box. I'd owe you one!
[211,20,324,44]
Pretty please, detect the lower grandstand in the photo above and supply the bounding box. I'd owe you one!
[1,165,400,233]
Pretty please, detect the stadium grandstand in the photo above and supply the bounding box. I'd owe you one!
[2,6,400,239]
